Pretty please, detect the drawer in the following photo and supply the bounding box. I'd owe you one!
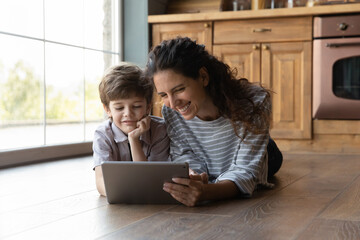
[214,17,312,44]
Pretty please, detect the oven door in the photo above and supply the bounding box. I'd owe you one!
[313,37,360,119]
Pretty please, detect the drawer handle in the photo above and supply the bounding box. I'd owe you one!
[253,28,272,33]
[326,42,360,48]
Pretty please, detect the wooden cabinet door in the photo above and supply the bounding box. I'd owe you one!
[262,42,312,139]
[152,22,212,52]
[151,22,213,117]
[213,44,261,84]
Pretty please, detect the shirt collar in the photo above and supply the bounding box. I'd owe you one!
[111,122,128,143]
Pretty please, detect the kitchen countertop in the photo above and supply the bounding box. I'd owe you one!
[148,3,360,23]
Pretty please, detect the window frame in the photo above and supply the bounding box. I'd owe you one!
[0,0,123,168]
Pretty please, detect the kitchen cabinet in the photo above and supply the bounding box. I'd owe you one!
[148,5,360,153]
[213,17,312,139]
[151,21,212,116]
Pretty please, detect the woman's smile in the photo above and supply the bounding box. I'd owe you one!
[177,102,191,113]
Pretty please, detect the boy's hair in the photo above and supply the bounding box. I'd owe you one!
[99,64,153,108]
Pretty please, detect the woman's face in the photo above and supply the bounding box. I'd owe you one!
[153,69,217,120]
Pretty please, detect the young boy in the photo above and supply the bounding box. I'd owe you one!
[93,64,169,196]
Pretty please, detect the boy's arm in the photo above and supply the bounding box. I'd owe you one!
[128,137,147,161]
[128,116,151,161]
[95,166,106,196]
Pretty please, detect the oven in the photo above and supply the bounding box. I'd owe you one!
[313,14,360,119]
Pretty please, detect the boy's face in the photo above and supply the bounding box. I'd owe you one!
[105,95,150,135]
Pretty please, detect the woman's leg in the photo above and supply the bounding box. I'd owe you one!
[267,137,283,177]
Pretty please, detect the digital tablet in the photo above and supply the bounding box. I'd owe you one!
[101,161,189,204]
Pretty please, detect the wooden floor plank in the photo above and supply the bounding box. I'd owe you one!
[16,190,107,215]
[99,196,332,240]
[4,204,175,240]
[0,157,95,213]
[274,156,360,199]
[318,175,360,222]
[0,190,109,238]
[198,196,332,240]
[98,212,232,240]
[275,173,355,199]
[296,219,360,240]
[0,211,66,239]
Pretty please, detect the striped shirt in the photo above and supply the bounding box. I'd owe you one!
[162,94,272,196]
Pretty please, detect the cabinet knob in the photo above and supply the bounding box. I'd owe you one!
[262,45,269,50]
[204,23,210,28]
[252,44,260,50]
[338,23,348,31]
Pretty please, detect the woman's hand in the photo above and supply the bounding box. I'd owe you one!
[128,115,151,140]
[189,168,208,184]
[163,171,209,207]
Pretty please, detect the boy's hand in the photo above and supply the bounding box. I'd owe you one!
[128,116,151,139]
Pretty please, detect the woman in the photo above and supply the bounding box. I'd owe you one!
[145,37,282,207]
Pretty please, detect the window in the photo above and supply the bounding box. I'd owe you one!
[0,1,121,155]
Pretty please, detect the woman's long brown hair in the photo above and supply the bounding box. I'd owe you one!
[146,37,271,138]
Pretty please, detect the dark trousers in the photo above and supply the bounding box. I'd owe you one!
[267,138,283,178]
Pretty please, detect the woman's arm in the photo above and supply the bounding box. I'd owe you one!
[95,166,106,196]
[217,131,269,195]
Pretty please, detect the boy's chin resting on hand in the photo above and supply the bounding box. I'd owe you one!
[128,116,151,140]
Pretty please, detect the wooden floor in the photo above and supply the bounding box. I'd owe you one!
[1,152,360,239]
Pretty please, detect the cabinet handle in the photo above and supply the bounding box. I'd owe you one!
[204,23,210,28]
[253,28,272,33]
[326,42,360,48]
[262,45,269,50]
[252,44,260,50]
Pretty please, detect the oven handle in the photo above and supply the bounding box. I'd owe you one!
[326,42,360,48]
